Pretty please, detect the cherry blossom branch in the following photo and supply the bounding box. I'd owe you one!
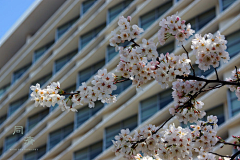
[182,45,195,76]
[235,66,240,84]
[217,141,240,147]
[231,150,240,160]
[208,152,231,158]
[176,75,240,86]
[130,39,140,47]
[215,68,219,81]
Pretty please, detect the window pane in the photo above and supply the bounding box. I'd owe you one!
[222,0,236,10]
[159,89,173,108]
[93,60,105,74]
[74,148,89,160]
[37,145,46,159]
[82,0,97,14]
[91,101,104,115]
[105,123,121,148]
[76,106,90,128]
[230,91,240,117]
[79,67,92,85]
[157,41,174,54]
[56,17,79,40]
[204,104,225,125]
[0,114,7,126]
[227,30,240,58]
[9,96,28,117]
[49,129,62,150]
[90,141,103,159]
[54,50,77,73]
[12,64,31,84]
[123,115,137,131]
[198,8,216,30]
[140,10,156,30]
[156,1,172,18]
[27,109,49,132]
[106,45,118,62]
[108,3,123,23]
[0,83,10,98]
[63,123,74,138]
[140,95,158,123]
[24,151,36,160]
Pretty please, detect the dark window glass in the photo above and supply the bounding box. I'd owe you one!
[82,0,97,14]
[157,41,174,54]
[80,23,106,50]
[106,45,118,62]
[78,59,105,86]
[187,8,216,32]
[226,29,240,58]
[74,141,102,160]
[0,148,2,156]
[221,0,236,11]
[191,64,220,77]
[12,63,31,84]
[0,114,7,126]
[0,83,10,98]
[56,17,79,40]
[140,89,173,123]
[8,95,28,117]
[54,49,78,74]
[140,1,172,30]
[4,131,24,152]
[48,123,73,150]
[33,41,54,63]
[203,104,225,125]
[104,115,137,149]
[108,0,133,24]
[229,90,240,117]
[27,109,49,132]
[24,145,46,160]
[112,79,131,95]
[75,101,104,129]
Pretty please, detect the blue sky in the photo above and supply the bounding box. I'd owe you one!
[0,0,36,40]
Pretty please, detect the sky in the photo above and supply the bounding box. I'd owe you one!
[0,0,36,40]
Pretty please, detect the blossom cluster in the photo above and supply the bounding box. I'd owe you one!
[170,79,206,124]
[158,14,195,45]
[191,115,218,152]
[110,16,144,51]
[226,68,240,100]
[232,135,240,151]
[191,31,229,71]
[30,69,117,111]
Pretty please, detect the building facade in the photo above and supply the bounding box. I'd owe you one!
[0,0,239,159]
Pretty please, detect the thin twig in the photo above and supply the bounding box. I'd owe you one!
[235,66,240,84]
[231,150,240,160]
[130,39,140,47]
[215,68,219,81]
[217,141,240,147]
[182,45,195,76]
[208,152,231,158]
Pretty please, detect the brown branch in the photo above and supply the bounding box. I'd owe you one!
[182,45,195,76]
[217,141,240,147]
[208,152,231,158]
[231,150,240,160]
[215,68,219,81]
[235,66,240,84]
[130,39,140,47]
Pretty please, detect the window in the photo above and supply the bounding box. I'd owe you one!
[81,0,97,15]
[24,145,46,160]
[8,95,28,117]
[105,41,130,63]
[140,89,173,123]
[79,23,106,51]
[27,109,49,133]
[12,63,32,84]
[228,90,240,117]
[33,41,54,63]
[104,115,138,149]
[204,104,225,125]
[157,41,174,54]
[56,16,79,40]
[78,59,105,87]
[4,131,24,152]
[0,114,7,126]
[187,8,216,33]
[0,83,10,99]
[48,123,74,150]
[29,73,52,97]
[107,0,133,24]
[74,141,102,160]
[226,29,240,58]
[75,101,104,129]
[140,1,172,30]
[54,49,78,74]
[0,147,2,156]
[220,0,236,11]
[112,79,132,96]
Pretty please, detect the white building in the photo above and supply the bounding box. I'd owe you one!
[0,0,239,159]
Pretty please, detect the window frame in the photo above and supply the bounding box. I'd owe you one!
[12,63,32,84]
[33,41,54,63]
